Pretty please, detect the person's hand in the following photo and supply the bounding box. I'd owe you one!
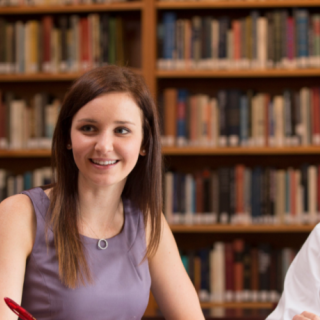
[293,311,320,320]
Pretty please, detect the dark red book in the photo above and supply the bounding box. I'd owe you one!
[80,17,89,71]
[312,88,320,144]
[42,16,52,72]
[233,239,244,301]
[225,242,234,301]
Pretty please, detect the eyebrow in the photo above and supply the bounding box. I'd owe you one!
[77,118,136,126]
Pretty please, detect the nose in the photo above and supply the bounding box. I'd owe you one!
[94,131,114,155]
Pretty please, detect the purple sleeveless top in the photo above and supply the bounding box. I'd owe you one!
[20,187,151,320]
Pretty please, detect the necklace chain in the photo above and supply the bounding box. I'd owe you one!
[79,203,120,241]
[81,217,104,240]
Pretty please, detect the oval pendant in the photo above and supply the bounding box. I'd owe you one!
[98,239,108,250]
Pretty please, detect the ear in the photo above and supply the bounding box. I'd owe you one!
[140,148,146,156]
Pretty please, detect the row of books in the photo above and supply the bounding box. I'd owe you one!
[181,239,297,302]
[158,9,320,70]
[161,87,320,147]
[0,0,131,6]
[0,14,126,74]
[0,167,53,201]
[0,92,61,149]
[165,164,320,225]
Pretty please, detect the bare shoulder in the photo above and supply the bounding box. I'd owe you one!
[0,194,36,256]
[0,193,34,216]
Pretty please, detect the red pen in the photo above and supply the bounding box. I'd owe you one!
[4,297,36,320]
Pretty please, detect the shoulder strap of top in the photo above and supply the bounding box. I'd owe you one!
[21,187,50,223]
[122,198,146,252]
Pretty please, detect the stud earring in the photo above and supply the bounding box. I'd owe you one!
[67,144,72,149]
[141,149,146,155]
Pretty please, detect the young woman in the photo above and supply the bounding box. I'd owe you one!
[0,66,204,320]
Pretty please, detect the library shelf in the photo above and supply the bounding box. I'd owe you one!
[0,68,142,82]
[200,302,274,309]
[161,146,320,156]
[0,2,143,14]
[2,146,320,158]
[0,150,51,158]
[156,0,320,9]
[170,224,316,233]
[156,69,320,78]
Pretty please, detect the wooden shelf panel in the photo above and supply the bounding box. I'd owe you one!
[200,302,274,309]
[170,224,316,233]
[156,0,320,9]
[2,146,320,157]
[162,146,320,155]
[156,69,320,78]
[0,150,51,157]
[0,68,142,82]
[0,2,143,14]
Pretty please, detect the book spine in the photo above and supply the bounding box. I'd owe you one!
[234,239,244,301]
[162,12,176,69]
[176,89,188,146]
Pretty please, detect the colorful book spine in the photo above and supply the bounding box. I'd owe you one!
[164,164,320,225]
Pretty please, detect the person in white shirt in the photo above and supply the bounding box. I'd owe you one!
[267,224,320,320]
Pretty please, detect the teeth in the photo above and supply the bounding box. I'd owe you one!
[92,160,117,166]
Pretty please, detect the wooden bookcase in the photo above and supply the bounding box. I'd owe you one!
[1,0,320,318]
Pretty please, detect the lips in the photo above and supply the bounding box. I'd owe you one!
[89,159,119,165]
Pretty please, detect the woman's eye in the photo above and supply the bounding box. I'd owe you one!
[116,127,130,134]
[81,125,94,132]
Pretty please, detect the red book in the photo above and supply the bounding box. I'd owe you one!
[87,15,93,70]
[287,17,295,61]
[42,16,52,72]
[225,243,234,301]
[233,239,244,301]
[80,17,89,71]
[312,88,320,144]
[233,20,241,62]
[236,164,244,216]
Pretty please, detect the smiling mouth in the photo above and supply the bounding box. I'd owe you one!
[89,159,120,166]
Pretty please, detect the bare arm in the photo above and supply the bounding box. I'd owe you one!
[293,312,320,320]
[0,195,36,320]
[148,214,204,320]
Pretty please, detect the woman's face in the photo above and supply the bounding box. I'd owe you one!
[70,92,145,188]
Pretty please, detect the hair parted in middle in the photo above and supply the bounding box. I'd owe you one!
[45,65,163,288]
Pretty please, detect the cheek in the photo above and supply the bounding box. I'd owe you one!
[119,139,142,163]
[70,132,91,164]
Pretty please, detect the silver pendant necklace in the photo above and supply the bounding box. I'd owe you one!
[80,207,119,250]
[81,217,109,250]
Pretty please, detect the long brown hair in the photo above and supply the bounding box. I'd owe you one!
[47,65,162,288]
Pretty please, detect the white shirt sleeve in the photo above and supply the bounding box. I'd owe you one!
[266,223,320,320]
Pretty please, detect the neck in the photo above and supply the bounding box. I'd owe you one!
[76,176,125,235]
